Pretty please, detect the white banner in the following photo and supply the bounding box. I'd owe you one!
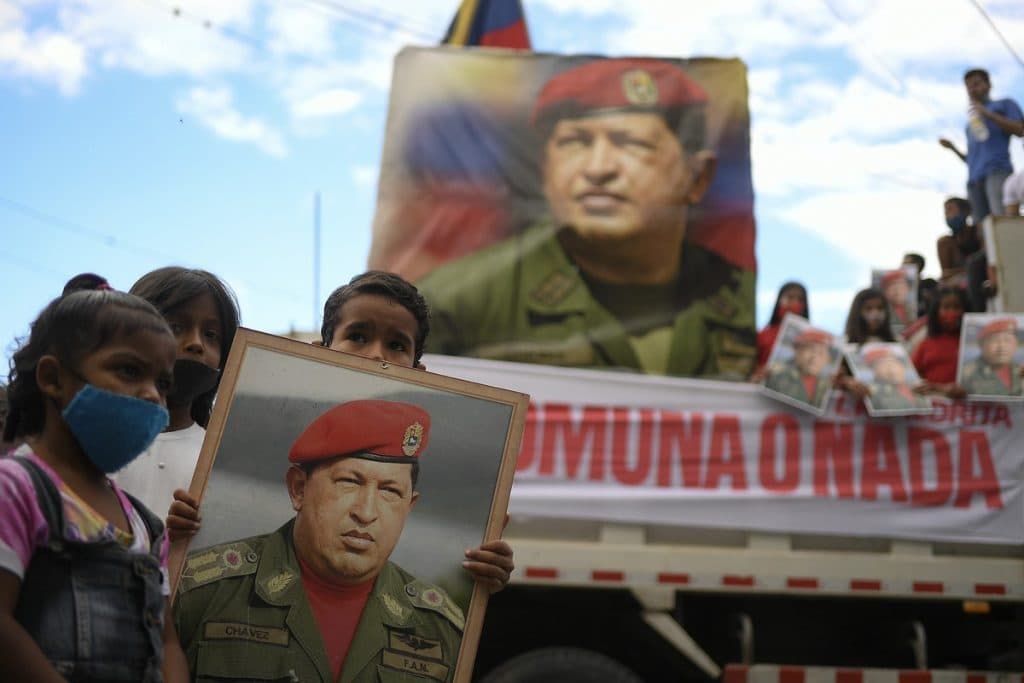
[426,355,1024,545]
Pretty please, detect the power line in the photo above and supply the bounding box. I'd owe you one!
[0,196,178,263]
[967,0,1024,72]
[315,0,441,37]
[818,0,962,131]
[0,195,305,305]
[133,0,268,54]
[287,0,437,42]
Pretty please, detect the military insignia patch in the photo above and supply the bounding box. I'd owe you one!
[382,650,449,681]
[389,631,442,659]
[530,271,576,307]
[187,549,218,569]
[265,570,295,596]
[402,422,424,456]
[203,621,289,647]
[707,293,736,318]
[407,581,466,631]
[622,69,659,105]
[223,549,242,568]
[381,593,407,620]
[179,541,258,592]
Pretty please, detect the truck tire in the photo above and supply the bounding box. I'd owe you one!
[478,647,644,683]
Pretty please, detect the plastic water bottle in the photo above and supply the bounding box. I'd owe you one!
[968,104,989,142]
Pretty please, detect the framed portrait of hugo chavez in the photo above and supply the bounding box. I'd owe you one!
[958,313,1024,403]
[870,265,918,335]
[760,313,842,416]
[167,329,529,683]
[844,342,932,417]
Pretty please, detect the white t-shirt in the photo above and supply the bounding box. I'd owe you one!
[113,423,206,518]
[1002,171,1024,209]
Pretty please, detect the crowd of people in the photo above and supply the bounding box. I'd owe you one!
[756,66,1023,403]
[0,267,513,682]
[0,63,1020,683]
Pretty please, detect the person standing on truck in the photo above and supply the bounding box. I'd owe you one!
[938,68,1023,311]
[417,58,756,379]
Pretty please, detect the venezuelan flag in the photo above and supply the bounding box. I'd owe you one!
[442,0,531,49]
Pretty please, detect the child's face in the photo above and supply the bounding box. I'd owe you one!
[327,294,419,368]
[165,291,222,370]
[66,328,176,407]
[860,297,887,331]
[938,294,963,331]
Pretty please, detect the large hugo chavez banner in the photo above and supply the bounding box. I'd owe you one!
[426,356,1024,545]
[369,47,756,381]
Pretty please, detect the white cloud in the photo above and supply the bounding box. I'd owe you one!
[0,22,86,94]
[781,188,947,273]
[352,164,378,188]
[291,87,362,119]
[64,0,254,78]
[266,3,333,57]
[176,86,287,157]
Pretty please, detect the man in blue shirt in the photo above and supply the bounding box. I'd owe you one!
[939,68,1023,224]
[938,68,1023,310]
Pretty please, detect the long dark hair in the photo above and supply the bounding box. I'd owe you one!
[768,281,809,326]
[5,290,171,441]
[130,267,240,428]
[927,286,968,337]
[844,288,896,344]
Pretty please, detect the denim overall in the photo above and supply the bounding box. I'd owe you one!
[12,457,167,682]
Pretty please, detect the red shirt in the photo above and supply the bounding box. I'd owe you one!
[911,333,961,384]
[300,558,374,680]
[757,324,781,368]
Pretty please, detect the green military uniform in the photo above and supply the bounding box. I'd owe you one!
[960,360,1023,398]
[417,221,756,379]
[867,382,930,412]
[175,521,464,683]
[764,361,829,409]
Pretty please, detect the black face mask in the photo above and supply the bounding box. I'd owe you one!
[166,359,220,409]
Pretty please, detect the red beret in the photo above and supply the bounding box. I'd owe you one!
[862,346,896,366]
[880,270,905,288]
[793,328,832,347]
[531,58,708,127]
[978,317,1018,342]
[289,400,431,465]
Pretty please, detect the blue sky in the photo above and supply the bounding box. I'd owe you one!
[2,0,1023,363]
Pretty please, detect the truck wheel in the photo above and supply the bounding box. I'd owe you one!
[478,647,643,683]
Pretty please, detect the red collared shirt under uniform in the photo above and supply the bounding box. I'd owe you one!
[299,557,374,681]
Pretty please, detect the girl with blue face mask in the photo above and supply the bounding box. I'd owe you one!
[0,288,189,682]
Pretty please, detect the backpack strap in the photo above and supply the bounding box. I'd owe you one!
[9,456,65,545]
[121,490,166,547]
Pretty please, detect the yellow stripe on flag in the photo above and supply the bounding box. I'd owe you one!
[448,0,480,45]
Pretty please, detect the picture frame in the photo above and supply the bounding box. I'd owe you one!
[870,265,918,336]
[957,313,1024,402]
[844,342,932,416]
[168,328,529,683]
[760,313,842,416]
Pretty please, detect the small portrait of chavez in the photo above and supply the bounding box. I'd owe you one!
[871,266,918,334]
[846,343,932,416]
[761,314,841,415]
[958,314,1024,401]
